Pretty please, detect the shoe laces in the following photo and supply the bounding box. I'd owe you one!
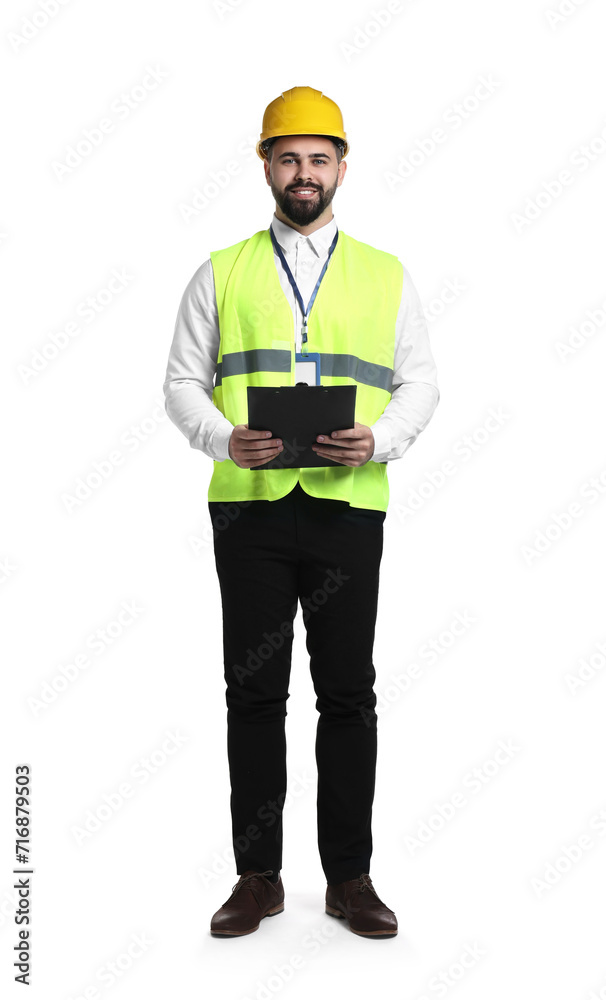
[229,870,274,906]
[354,873,374,894]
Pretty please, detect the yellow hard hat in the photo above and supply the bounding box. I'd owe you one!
[256,86,349,161]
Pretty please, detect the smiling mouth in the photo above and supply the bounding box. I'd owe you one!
[289,188,319,198]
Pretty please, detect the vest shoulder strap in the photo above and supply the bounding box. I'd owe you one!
[210,230,266,268]
[210,228,403,293]
[336,231,403,279]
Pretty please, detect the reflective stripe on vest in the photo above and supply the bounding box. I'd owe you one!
[208,228,403,511]
[215,349,393,392]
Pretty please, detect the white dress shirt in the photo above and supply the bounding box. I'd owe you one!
[163,213,439,464]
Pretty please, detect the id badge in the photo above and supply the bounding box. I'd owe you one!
[294,352,321,386]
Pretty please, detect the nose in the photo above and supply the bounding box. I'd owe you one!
[293,173,317,187]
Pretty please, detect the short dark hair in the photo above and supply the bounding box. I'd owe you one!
[263,135,344,163]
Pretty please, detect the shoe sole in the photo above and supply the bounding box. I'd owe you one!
[210,902,284,936]
[325,904,397,937]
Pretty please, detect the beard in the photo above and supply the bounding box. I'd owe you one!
[270,174,338,226]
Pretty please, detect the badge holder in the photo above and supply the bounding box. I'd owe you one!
[294,352,321,386]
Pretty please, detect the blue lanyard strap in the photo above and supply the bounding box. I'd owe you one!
[269,225,339,345]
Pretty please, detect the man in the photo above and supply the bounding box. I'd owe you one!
[163,86,439,938]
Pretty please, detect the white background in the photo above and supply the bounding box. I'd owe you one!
[3,0,606,997]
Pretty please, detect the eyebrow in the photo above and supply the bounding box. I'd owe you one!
[276,151,332,159]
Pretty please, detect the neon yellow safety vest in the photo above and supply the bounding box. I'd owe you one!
[208,227,403,512]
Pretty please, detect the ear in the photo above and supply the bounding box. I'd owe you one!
[263,158,271,186]
[337,158,347,187]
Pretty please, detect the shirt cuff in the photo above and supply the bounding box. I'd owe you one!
[208,421,234,462]
[369,420,391,463]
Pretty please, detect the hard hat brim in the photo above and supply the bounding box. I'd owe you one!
[256,133,349,160]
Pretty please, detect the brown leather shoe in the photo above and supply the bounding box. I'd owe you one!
[325,873,397,937]
[210,870,284,936]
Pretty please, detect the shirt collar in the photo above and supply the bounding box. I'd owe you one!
[270,213,338,257]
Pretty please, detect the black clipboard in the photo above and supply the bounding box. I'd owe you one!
[247,384,357,469]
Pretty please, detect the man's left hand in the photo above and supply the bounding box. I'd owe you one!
[311,422,375,467]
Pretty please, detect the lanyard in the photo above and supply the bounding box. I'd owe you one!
[270,225,339,351]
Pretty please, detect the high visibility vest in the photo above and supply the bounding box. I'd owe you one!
[208,227,403,512]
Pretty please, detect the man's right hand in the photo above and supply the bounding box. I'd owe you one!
[228,424,283,468]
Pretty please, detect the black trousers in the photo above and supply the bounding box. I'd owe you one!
[208,481,385,886]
